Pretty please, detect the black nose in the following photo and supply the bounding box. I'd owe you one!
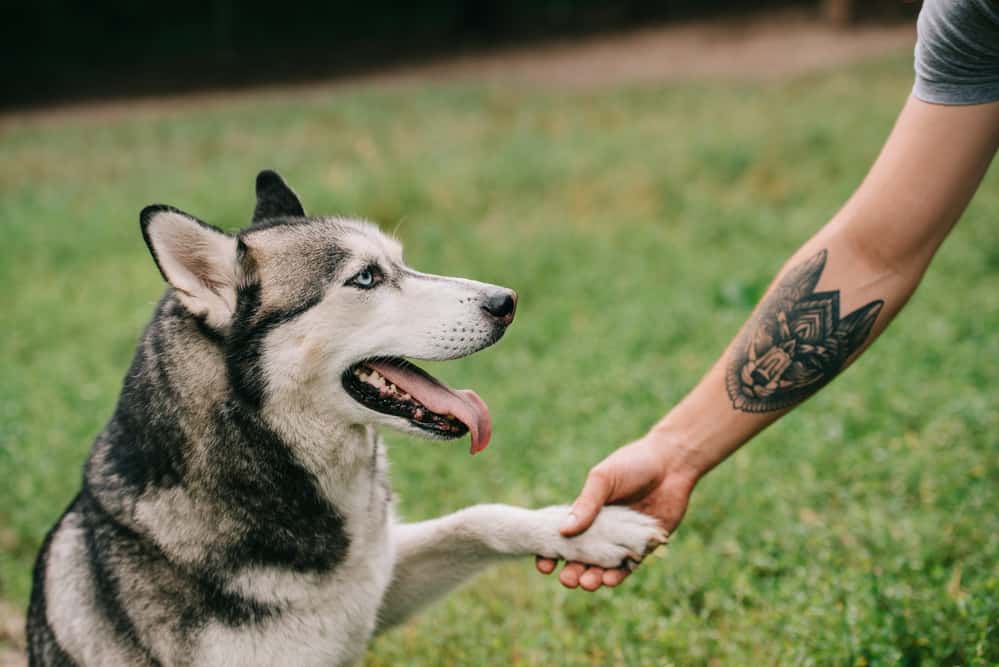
[482,290,518,324]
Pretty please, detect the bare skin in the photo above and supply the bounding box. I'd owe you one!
[538,96,999,590]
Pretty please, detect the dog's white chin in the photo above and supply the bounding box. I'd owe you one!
[388,418,464,441]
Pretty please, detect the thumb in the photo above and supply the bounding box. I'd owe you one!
[560,469,612,536]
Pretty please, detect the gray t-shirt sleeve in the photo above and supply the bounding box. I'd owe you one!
[914,0,999,105]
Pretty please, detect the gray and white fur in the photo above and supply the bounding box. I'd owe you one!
[26,171,666,666]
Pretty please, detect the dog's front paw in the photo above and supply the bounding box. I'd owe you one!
[537,506,668,569]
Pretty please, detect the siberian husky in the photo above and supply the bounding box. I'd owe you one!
[26,171,666,666]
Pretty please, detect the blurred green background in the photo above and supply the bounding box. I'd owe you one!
[2,51,997,665]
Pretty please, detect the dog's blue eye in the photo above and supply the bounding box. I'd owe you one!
[348,266,381,289]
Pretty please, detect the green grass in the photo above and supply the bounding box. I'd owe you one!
[2,54,998,665]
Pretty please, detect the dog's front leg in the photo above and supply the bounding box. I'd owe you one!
[375,504,665,632]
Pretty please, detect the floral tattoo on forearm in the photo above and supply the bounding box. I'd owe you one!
[726,249,884,413]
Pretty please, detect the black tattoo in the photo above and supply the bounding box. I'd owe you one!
[726,249,883,413]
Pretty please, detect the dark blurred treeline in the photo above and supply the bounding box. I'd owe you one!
[0,0,905,109]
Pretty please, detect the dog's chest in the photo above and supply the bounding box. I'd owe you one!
[193,448,397,666]
[197,533,395,667]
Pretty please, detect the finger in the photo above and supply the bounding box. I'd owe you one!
[535,557,557,574]
[602,569,629,587]
[579,567,605,592]
[558,562,587,588]
[560,469,613,536]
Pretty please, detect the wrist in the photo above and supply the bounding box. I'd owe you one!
[642,424,709,486]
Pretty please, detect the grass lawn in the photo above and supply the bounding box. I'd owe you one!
[2,53,998,665]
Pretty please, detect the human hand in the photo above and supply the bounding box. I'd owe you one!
[535,432,700,591]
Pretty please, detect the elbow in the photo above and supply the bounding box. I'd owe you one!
[835,216,941,284]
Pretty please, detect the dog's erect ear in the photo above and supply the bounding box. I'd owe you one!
[140,205,239,330]
[253,169,305,223]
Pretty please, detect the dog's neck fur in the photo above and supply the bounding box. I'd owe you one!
[86,293,383,578]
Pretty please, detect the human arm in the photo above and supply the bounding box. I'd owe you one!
[539,95,999,590]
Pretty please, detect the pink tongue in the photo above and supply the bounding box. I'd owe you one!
[367,361,492,455]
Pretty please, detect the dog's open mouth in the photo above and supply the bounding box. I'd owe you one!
[342,358,492,454]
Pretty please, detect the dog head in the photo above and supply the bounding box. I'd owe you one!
[140,170,516,453]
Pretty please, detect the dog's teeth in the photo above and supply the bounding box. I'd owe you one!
[355,366,415,403]
[413,408,424,419]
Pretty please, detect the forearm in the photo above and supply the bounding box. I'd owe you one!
[647,227,920,478]
[650,96,999,481]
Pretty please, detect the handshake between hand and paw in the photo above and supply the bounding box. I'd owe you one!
[534,434,697,591]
